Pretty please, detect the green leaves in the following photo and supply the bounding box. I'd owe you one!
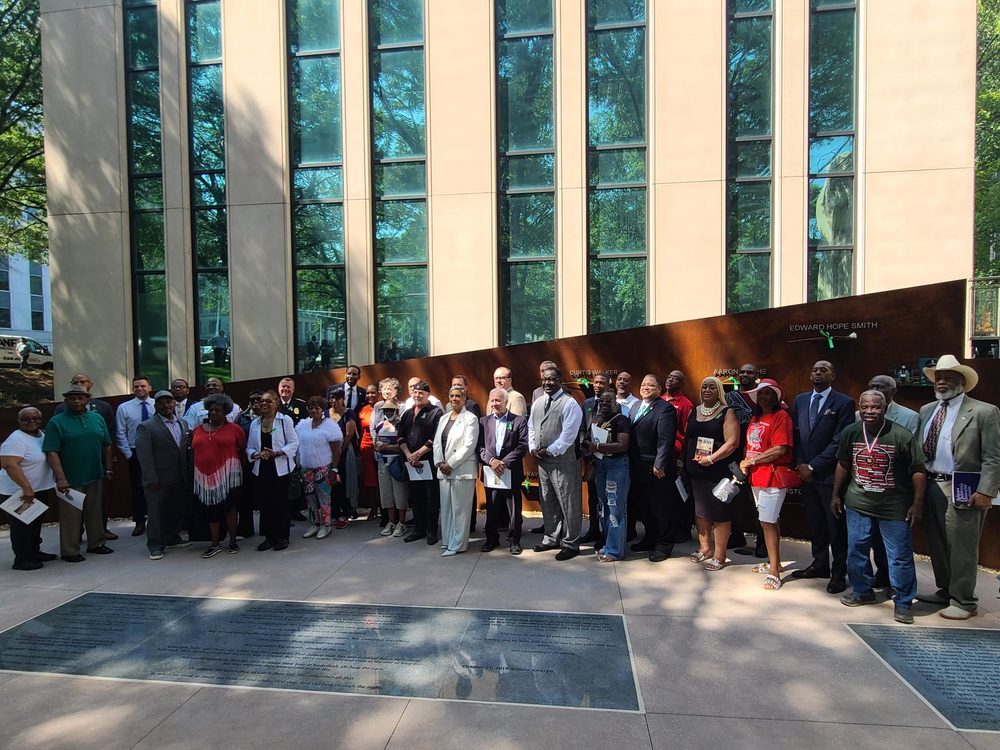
[976,0,1000,276]
[0,0,46,262]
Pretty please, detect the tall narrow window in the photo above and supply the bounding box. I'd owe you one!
[369,0,428,362]
[289,0,347,373]
[726,0,773,313]
[125,0,168,386]
[0,258,9,328]
[28,262,44,331]
[186,0,230,380]
[496,0,555,345]
[808,0,856,301]
[586,0,647,333]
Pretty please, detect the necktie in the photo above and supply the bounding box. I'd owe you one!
[808,392,823,429]
[345,389,352,410]
[140,400,150,422]
[544,396,553,415]
[922,400,949,459]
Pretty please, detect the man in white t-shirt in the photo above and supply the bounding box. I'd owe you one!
[0,407,57,570]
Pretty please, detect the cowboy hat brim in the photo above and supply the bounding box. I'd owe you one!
[923,355,979,391]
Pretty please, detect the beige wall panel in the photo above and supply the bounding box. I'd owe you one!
[222,0,287,207]
[159,0,188,212]
[41,0,116,14]
[866,0,975,174]
[164,207,194,380]
[50,212,131,397]
[779,0,807,179]
[864,168,972,292]
[428,192,494,355]
[779,176,806,305]
[556,0,585,190]
[41,4,127,216]
[652,181,724,324]
[557,187,586,337]
[426,0,493,196]
[228,203,291,379]
[651,0,724,184]
[342,0,371,204]
[345,198,373,364]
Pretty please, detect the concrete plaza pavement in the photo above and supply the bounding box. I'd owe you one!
[0,515,998,750]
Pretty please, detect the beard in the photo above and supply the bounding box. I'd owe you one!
[935,384,965,401]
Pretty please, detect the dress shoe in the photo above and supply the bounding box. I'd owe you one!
[257,540,273,551]
[840,591,877,607]
[273,539,289,551]
[86,545,114,555]
[554,548,579,561]
[62,554,85,563]
[34,552,58,562]
[481,542,498,552]
[12,558,43,571]
[404,531,426,543]
[531,525,545,534]
[791,565,829,579]
[427,533,438,546]
[727,534,747,550]
[532,543,559,553]
[940,605,978,620]
[441,550,458,557]
[104,530,119,541]
[826,576,848,594]
[648,551,669,563]
[509,542,523,556]
[630,541,654,553]
[916,589,949,605]
[131,526,145,537]
[893,605,914,624]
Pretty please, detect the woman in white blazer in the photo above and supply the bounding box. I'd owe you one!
[433,386,481,556]
[246,390,299,551]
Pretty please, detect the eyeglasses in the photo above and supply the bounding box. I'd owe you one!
[19,416,42,422]
[71,380,91,385]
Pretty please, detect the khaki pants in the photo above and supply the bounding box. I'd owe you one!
[58,480,104,557]
[924,479,990,612]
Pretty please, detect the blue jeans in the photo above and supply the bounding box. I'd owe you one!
[597,455,630,560]
[846,508,917,605]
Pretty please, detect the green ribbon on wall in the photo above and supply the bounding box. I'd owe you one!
[820,330,835,349]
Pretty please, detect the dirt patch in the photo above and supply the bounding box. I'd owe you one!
[0,368,55,409]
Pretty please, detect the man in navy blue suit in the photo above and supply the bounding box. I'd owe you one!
[790,360,856,594]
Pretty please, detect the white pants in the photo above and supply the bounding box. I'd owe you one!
[440,478,475,552]
[753,487,787,525]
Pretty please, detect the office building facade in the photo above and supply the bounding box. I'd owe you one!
[40,0,974,396]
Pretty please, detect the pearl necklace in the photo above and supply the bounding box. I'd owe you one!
[699,401,723,417]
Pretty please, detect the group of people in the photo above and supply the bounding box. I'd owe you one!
[1,355,996,625]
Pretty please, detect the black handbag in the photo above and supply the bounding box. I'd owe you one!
[388,454,408,482]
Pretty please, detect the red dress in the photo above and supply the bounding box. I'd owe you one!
[358,404,378,488]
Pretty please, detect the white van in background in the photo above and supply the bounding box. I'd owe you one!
[0,336,53,369]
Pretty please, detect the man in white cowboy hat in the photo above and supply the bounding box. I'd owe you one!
[916,354,1000,620]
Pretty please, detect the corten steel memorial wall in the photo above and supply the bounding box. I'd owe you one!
[5,280,997,566]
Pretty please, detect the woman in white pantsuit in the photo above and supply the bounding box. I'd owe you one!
[434,386,481,556]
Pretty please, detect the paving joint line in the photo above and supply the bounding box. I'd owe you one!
[454,548,484,607]
[124,686,203,750]
[302,530,385,600]
[382,698,410,750]
[641,708,953,731]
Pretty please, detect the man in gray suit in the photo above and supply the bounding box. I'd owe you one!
[855,375,919,434]
[915,355,1000,620]
[529,366,584,560]
[135,391,192,561]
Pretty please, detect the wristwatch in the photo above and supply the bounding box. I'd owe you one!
[807,464,814,472]
[331,468,339,474]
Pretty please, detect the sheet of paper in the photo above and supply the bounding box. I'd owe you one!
[675,476,690,502]
[590,424,608,460]
[58,488,86,510]
[484,469,512,490]
[405,460,433,481]
[0,490,48,525]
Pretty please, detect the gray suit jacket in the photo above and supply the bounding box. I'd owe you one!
[135,416,191,487]
[854,400,920,434]
[918,395,1000,496]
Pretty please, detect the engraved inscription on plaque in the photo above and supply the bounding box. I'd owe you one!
[850,624,1000,731]
[0,594,641,712]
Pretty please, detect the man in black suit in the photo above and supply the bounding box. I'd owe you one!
[54,373,119,540]
[627,374,678,562]
[580,372,611,544]
[277,377,308,424]
[479,388,529,555]
[790,360,856,593]
[326,364,366,412]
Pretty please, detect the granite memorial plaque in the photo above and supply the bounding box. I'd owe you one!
[0,593,642,711]
[849,624,1000,732]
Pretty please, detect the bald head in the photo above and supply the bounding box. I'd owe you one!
[665,370,685,395]
[70,374,94,393]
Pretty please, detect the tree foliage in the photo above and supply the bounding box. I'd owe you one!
[0,0,45,262]
[977,0,1000,276]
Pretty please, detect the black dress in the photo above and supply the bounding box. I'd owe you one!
[255,430,291,542]
[685,407,732,523]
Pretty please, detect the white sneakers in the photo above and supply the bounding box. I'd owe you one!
[303,525,320,539]
[392,522,407,538]
[380,523,395,537]
[316,526,331,540]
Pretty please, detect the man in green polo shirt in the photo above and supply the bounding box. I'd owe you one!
[832,390,927,624]
[43,385,114,562]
